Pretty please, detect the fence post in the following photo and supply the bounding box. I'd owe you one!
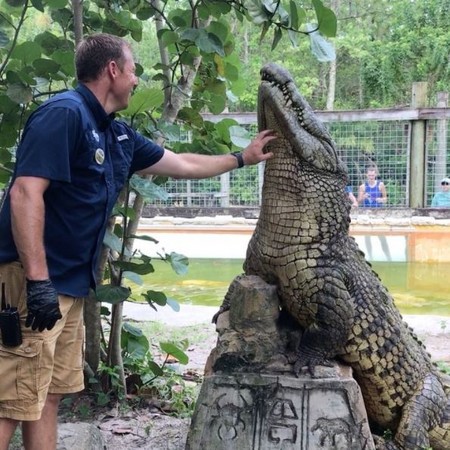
[186,179,192,207]
[409,82,428,207]
[220,173,230,207]
[435,92,448,193]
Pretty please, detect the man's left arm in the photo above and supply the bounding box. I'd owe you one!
[138,130,276,179]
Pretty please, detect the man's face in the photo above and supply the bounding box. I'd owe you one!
[114,46,138,111]
[367,170,377,181]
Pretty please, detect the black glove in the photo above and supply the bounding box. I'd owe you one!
[25,279,62,332]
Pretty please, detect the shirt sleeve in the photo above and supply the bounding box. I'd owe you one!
[127,127,164,175]
[14,106,80,183]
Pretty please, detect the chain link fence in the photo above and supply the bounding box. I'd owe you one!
[151,114,450,209]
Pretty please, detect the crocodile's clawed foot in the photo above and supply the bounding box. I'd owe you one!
[291,349,335,378]
[373,435,399,450]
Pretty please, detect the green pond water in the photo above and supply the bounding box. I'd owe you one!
[138,259,450,317]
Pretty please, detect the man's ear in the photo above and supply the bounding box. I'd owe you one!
[107,60,119,79]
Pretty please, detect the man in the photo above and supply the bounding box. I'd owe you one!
[0,33,276,450]
[357,166,387,207]
[431,176,450,207]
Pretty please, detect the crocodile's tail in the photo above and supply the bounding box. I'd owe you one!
[429,420,450,450]
[429,378,450,450]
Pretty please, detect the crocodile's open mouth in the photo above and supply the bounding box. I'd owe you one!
[258,63,339,172]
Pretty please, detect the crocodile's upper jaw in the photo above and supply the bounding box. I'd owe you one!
[258,63,346,175]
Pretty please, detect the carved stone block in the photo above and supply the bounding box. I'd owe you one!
[186,372,375,450]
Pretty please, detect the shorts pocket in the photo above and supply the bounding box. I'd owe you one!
[0,339,43,401]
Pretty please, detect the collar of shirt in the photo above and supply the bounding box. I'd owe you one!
[75,83,115,131]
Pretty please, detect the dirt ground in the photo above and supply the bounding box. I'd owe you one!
[72,318,449,450]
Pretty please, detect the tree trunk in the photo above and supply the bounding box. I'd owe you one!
[326,0,339,111]
[326,57,336,111]
[71,0,83,45]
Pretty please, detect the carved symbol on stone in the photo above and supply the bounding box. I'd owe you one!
[211,393,248,441]
[269,398,298,419]
[310,417,353,446]
[268,424,297,444]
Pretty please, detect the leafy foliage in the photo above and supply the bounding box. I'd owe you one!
[0,0,336,413]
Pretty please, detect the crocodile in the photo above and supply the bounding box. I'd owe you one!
[237,63,450,450]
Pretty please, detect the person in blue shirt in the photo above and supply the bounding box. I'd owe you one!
[0,33,276,449]
[357,166,387,207]
[431,177,450,207]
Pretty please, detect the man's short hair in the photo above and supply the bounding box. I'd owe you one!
[75,33,129,82]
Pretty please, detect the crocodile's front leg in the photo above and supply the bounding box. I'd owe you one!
[281,268,355,375]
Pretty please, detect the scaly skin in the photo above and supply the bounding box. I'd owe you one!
[243,63,450,450]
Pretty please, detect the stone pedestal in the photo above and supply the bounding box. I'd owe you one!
[186,372,375,450]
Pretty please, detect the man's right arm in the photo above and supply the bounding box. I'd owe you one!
[10,176,62,332]
[9,176,50,280]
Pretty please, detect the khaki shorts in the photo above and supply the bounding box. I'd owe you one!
[0,262,85,421]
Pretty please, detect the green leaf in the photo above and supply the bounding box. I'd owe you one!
[122,323,150,358]
[113,260,155,275]
[121,88,164,116]
[198,31,225,56]
[129,175,169,201]
[51,49,75,76]
[5,0,26,6]
[180,28,200,42]
[147,361,163,376]
[169,8,190,28]
[166,252,189,275]
[6,83,32,104]
[35,32,66,55]
[160,342,189,365]
[307,24,336,62]
[33,58,61,77]
[166,297,180,312]
[206,21,229,44]
[178,107,204,128]
[229,125,251,148]
[158,29,179,48]
[312,0,337,38]
[103,229,124,253]
[46,0,68,8]
[209,93,226,114]
[96,284,131,304]
[11,41,42,64]
[142,290,167,306]
[31,0,44,11]
[181,28,225,56]
[271,27,282,51]
[122,271,143,285]
[114,204,136,221]
[136,7,155,20]
[246,0,272,25]
[128,234,158,245]
[122,321,144,337]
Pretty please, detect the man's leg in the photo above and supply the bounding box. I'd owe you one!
[0,417,19,450]
[22,393,62,450]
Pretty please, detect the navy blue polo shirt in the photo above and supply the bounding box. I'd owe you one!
[0,84,164,297]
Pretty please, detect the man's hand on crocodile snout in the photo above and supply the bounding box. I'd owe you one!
[242,129,276,165]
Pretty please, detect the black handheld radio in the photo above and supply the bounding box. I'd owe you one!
[0,282,22,347]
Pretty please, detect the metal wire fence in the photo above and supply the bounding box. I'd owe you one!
[151,114,450,209]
